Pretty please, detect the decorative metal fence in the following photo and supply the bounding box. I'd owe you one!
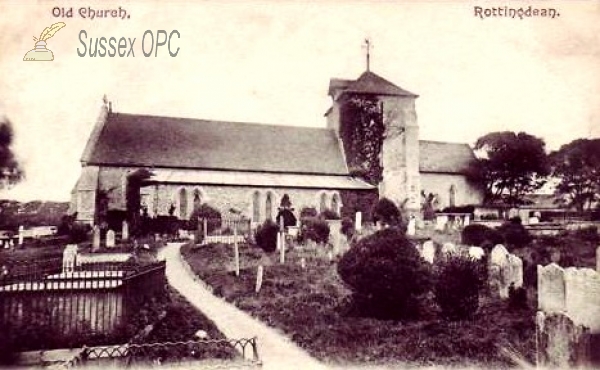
[61,338,261,368]
[197,218,252,245]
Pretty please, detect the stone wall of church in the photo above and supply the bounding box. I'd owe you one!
[420,173,484,210]
[145,184,344,223]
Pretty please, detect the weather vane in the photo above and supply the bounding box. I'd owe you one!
[23,22,66,61]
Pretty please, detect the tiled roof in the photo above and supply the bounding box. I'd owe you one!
[328,71,418,98]
[419,140,476,174]
[84,113,350,175]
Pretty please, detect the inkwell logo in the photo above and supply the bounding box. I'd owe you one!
[23,22,66,61]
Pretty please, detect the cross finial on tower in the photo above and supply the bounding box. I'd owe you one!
[363,38,373,71]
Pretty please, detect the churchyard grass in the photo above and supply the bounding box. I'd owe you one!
[181,242,537,367]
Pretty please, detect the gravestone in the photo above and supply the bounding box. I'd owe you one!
[597,246,600,273]
[18,225,24,246]
[536,311,591,368]
[407,218,416,236]
[122,221,129,241]
[468,246,485,260]
[435,215,448,232]
[538,263,566,313]
[564,268,600,333]
[300,257,306,270]
[464,214,470,227]
[255,265,264,293]
[62,244,78,273]
[507,254,523,288]
[355,212,362,232]
[490,245,510,298]
[441,242,456,255]
[106,230,116,248]
[422,240,435,264]
[92,226,101,252]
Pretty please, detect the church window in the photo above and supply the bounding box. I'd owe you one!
[449,185,456,208]
[319,192,328,213]
[252,191,260,222]
[265,191,273,221]
[179,188,188,219]
[331,193,340,214]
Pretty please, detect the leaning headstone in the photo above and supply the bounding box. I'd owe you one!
[18,225,24,246]
[106,229,116,248]
[422,240,435,264]
[538,263,566,313]
[407,218,416,236]
[122,221,129,241]
[255,265,264,293]
[92,226,101,252]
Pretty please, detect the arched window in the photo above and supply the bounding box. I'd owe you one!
[265,192,273,221]
[179,188,188,219]
[449,185,456,208]
[331,193,340,214]
[319,192,328,214]
[193,189,202,210]
[252,191,261,222]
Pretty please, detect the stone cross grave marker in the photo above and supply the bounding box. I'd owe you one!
[92,225,101,252]
[255,265,264,293]
[106,229,116,248]
[422,240,435,264]
[122,221,129,241]
[538,263,566,313]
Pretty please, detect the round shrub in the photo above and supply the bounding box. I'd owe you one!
[337,228,431,320]
[298,217,330,244]
[461,224,504,251]
[371,197,404,228]
[434,255,484,321]
[255,220,279,253]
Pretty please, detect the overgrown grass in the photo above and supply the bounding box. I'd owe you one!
[182,243,536,368]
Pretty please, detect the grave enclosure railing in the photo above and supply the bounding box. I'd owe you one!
[0,258,167,350]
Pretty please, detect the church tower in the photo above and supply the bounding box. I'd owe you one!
[325,46,421,213]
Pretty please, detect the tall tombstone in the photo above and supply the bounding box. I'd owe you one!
[18,225,24,246]
[92,225,101,252]
[122,221,129,241]
[255,265,264,293]
[538,263,566,313]
[508,254,523,288]
[355,212,362,233]
[106,229,116,248]
[490,244,510,298]
[463,214,470,227]
[422,240,435,264]
[407,218,416,236]
[596,246,600,273]
[565,268,600,334]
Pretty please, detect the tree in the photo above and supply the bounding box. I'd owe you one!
[0,117,23,186]
[469,131,550,206]
[549,138,600,212]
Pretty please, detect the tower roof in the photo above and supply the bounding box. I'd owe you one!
[328,71,418,98]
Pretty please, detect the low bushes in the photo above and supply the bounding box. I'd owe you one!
[254,220,279,253]
[337,228,431,320]
[497,218,532,249]
[461,224,504,251]
[298,217,330,245]
[434,255,484,321]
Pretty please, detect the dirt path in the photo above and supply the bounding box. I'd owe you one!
[158,242,330,370]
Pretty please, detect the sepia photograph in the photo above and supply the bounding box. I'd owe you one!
[0,1,599,369]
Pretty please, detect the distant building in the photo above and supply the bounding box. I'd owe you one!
[71,69,483,225]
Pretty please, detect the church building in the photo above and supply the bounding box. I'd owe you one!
[70,67,483,226]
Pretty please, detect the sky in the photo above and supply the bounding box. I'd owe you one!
[0,0,598,201]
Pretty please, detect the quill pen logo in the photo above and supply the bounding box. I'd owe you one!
[23,22,66,61]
